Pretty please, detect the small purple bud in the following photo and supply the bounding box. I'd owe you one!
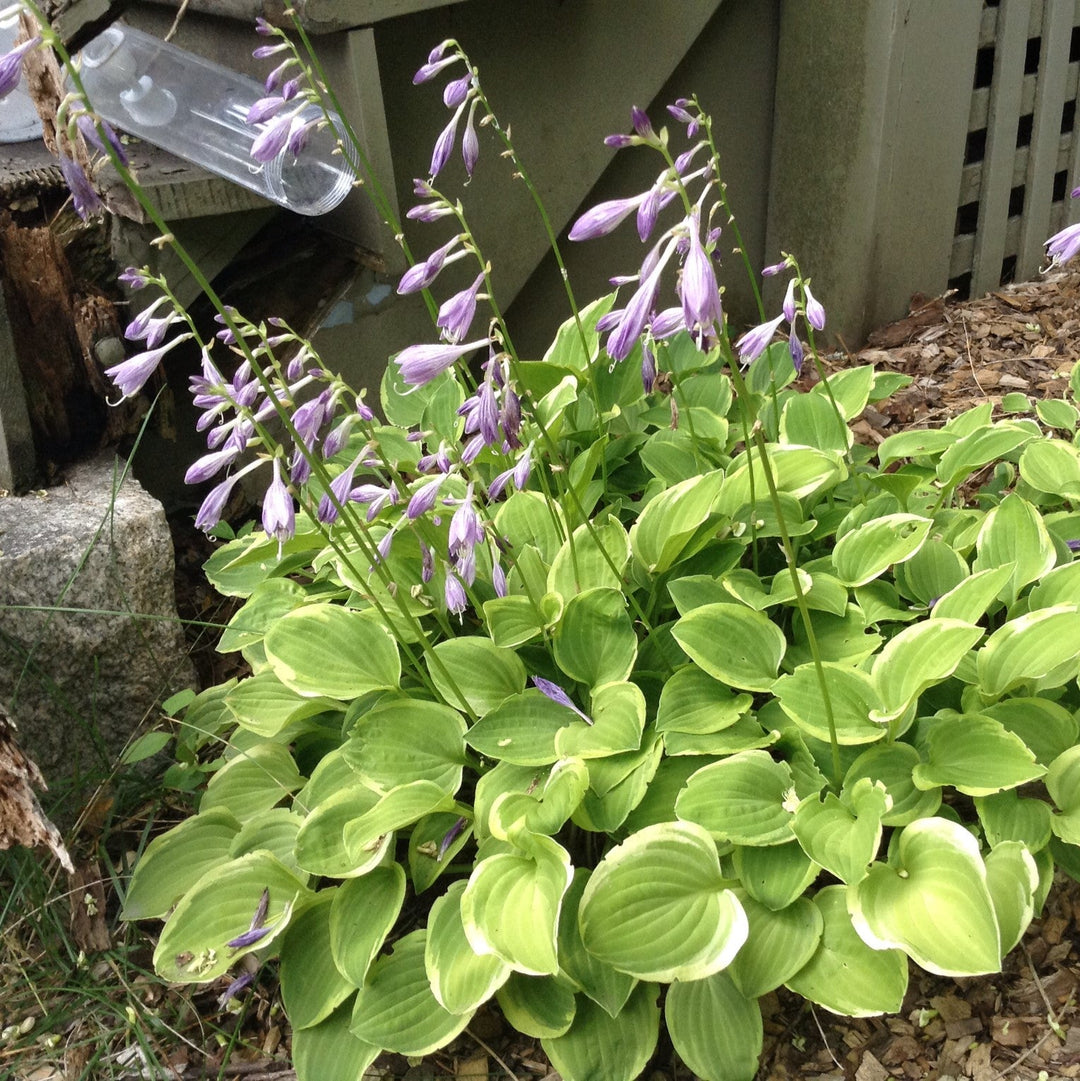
[430,102,466,177]
[1066,538,1080,551]
[443,72,472,108]
[252,42,289,60]
[185,446,241,486]
[118,266,150,290]
[437,816,467,859]
[246,96,286,125]
[641,342,657,393]
[782,277,797,323]
[462,101,480,176]
[226,925,271,950]
[407,475,445,519]
[218,972,255,1008]
[788,333,804,373]
[414,54,460,84]
[58,153,102,220]
[630,106,655,140]
[604,133,634,149]
[568,194,644,242]
[531,677,593,725]
[761,259,788,278]
[804,284,826,331]
[397,234,463,295]
[1071,186,1080,200]
[420,540,435,583]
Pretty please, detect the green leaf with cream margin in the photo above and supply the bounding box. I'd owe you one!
[578,821,748,982]
[665,971,762,1081]
[832,513,932,587]
[461,834,573,976]
[629,470,725,574]
[849,817,1004,976]
[869,618,982,723]
[784,886,907,1016]
[264,603,401,698]
[975,605,1080,698]
[350,929,474,1056]
[911,714,1045,796]
[153,851,313,983]
[672,605,787,692]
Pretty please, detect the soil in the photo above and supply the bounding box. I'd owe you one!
[107,269,1080,1079]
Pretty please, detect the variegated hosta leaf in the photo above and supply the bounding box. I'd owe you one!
[578,821,747,982]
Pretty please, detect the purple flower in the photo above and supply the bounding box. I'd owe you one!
[734,313,785,365]
[250,107,304,163]
[185,446,241,486]
[1046,222,1080,267]
[568,194,644,242]
[226,925,271,950]
[631,106,655,140]
[394,337,489,386]
[436,271,485,343]
[318,453,363,524]
[414,54,460,84]
[531,677,592,725]
[397,234,464,295]
[1072,186,1080,200]
[1065,538,1080,552]
[449,485,484,561]
[437,816,467,860]
[444,571,467,618]
[443,72,472,108]
[0,36,39,101]
[761,259,788,278]
[218,972,254,1008]
[650,307,684,340]
[252,42,289,60]
[292,390,331,449]
[679,215,722,335]
[782,277,797,323]
[350,482,398,521]
[58,153,102,220]
[262,458,295,551]
[606,238,677,361]
[407,475,446,519]
[788,333,804,373]
[804,284,826,331]
[255,16,275,34]
[430,100,467,178]
[642,342,657,393]
[462,100,480,176]
[118,266,150,290]
[194,473,242,532]
[246,95,286,125]
[105,334,192,399]
[74,112,128,164]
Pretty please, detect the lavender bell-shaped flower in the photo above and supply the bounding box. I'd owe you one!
[0,36,39,102]
[734,314,785,365]
[262,458,296,551]
[531,676,593,725]
[394,337,489,387]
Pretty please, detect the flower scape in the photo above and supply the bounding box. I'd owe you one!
[6,5,1080,1080]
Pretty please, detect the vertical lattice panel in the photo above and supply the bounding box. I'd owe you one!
[951,0,1080,299]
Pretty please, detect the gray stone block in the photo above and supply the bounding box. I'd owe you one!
[0,452,195,811]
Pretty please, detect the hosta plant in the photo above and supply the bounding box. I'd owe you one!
[10,6,1080,1079]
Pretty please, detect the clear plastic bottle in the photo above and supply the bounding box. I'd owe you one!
[77,24,355,215]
